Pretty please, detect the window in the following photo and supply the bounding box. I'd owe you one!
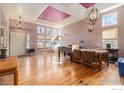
[37,26,45,34]
[51,29,62,48]
[37,35,44,48]
[102,12,118,49]
[102,12,117,27]
[37,40,44,48]
[37,27,45,48]
[26,34,30,49]
[52,29,58,36]
[45,40,51,48]
[46,28,52,35]
[102,28,118,49]
[37,27,62,49]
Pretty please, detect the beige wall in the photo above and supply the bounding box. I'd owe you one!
[102,6,124,57]
[60,5,124,57]
[9,19,55,53]
[8,5,124,57]
[60,18,102,48]
[9,19,37,50]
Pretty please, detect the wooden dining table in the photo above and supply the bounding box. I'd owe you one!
[80,49,109,70]
[0,56,19,85]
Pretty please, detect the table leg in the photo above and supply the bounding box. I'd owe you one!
[98,54,102,71]
[14,69,18,85]
[58,50,60,58]
[70,54,72,61]
[107,53,109,66]
[64,51,66,57]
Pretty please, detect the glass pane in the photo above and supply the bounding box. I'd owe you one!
[103,39,118,49]
[26,34,30,49]
[58,31,62,36]
[102,12,117,27]
[37,27,45,34]
[45,40,51,48]
[52,29,58,36]
[46,28,51,35]
[37,40,44,48]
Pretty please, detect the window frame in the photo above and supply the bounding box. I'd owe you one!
[37,27,62,49]
[102,28,118,49]
[102,12,118,27]
[102,11,118,49]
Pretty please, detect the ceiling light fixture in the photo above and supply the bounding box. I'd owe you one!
[86,7,101,32]
[16,16,23,29]
[88,7,101,25]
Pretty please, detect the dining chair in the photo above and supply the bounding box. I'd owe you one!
[72,49,81,63]
[101,52,109,66]
[83,51,98,68]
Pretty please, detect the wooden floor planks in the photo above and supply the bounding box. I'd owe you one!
[0,52,123,85]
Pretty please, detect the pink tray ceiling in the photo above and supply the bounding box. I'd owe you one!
[80,3,95,8]
[38,6,70,23]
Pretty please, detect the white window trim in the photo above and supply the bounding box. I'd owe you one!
[102,11,118,27]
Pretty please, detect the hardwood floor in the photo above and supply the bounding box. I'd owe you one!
[0,52,124,85]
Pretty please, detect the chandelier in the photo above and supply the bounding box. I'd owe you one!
[16,16,23,29]
[87,7,101,32]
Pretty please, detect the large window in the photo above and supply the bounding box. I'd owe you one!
[37,26,62,49]
[102,12,117,27]
[102,12,118,49]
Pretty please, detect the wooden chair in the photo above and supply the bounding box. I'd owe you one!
[72,49,81,63]
[101,52,109,66]
[83,51,98,68]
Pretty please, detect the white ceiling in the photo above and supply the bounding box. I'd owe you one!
[2,3,123,28]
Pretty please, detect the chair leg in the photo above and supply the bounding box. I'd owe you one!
[102,53,109,66]
[106,53,109,66]
[14,69,18,85]
[107,60,109,66]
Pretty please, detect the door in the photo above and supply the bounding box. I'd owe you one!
[10,32,26,56]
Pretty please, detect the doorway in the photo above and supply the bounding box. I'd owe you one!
[10,31,26,56]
